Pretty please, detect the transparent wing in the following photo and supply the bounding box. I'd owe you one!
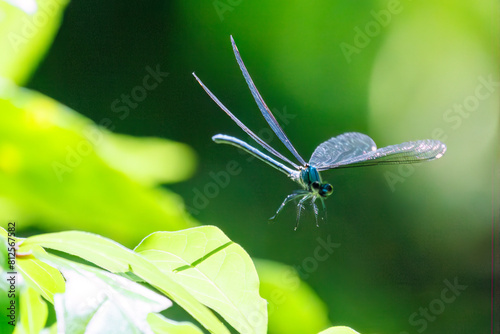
[193,73,300,169]
[230,36,307,166]
[309,132,377,169]
[310,133,447,171]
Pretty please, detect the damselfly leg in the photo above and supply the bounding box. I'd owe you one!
[295,195,311,230]
[269,191,308,222]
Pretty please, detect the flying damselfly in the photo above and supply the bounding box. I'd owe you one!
[193,36,447,229]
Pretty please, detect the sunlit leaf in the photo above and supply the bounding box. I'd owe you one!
[15,245,65,303]
[147,313,204,334]
[40,254,171,334]
[0,80,197,244]
[318,326,361,334]
[40,322,57,334]
[0,229,10,269]
[0,227,64,302]
[15,287,48,334]
[26,231,135,272]
[254,259,330,334]
[98,134,197,186]
[0,0,69,84]
[135,226,268,334]
[27,231,230,334]
[0,226,7,238]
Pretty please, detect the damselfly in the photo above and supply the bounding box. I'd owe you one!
[193,36,447,229]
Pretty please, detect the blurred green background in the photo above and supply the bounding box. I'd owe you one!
[1,0,498,333]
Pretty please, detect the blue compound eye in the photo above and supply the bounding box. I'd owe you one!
[312,181,320,190]
[321,184,333,197]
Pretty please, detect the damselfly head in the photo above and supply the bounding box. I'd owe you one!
[312,181,333,198]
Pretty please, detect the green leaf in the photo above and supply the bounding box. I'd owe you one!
[41,253,171,334]
[135,226,268,334]
[0,0,69,84]
[318,326,361,334]
[254,259,330,334]
[16,245,65,303]
[26,231,136,272]
[40,322,57,334]
[0,231,10,270]
[147,313,203,334]
[0,226,7,238]
[98,134,197,186]
[0,80,197,244]
[26,231,231,334]
[14,287,48,334]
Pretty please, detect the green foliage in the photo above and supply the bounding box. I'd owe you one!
[135,227,268,334]
[4,0,491,332]
[45,254,171,334]
[255,259,331,334]
[318,327,361,334]
[0,0,69,84]
[0,79,197,244]
[147,314,204,334]
[0,1,360,332]
[15,245,65,303]
[15,287,48,334]
[0,0,197,245]
[26,230,230,333]
[0,227,362,333]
